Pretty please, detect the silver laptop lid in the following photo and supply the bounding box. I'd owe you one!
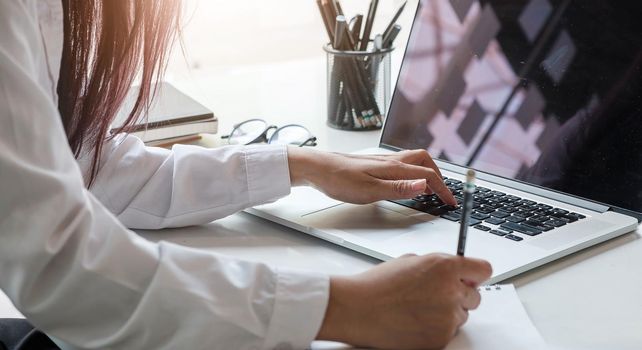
[380,0,642,219]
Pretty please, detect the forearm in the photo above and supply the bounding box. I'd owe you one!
[90,138,292,229]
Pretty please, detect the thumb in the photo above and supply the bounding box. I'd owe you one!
[383,178,426,199]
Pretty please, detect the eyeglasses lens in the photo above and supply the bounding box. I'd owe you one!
[269,126,312,146]
[228,120,268,145]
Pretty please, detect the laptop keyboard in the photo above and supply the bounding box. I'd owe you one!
[390,177,586,242]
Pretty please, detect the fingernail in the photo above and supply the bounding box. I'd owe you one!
[411,179,426,192]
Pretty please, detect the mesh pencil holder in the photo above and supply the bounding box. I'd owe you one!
[323,43,393,131]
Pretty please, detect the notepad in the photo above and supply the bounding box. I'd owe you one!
[311,284,548,350]
[444,284,547,350]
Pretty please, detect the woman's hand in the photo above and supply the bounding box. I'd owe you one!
[317,254,493,349]
[287,147,457,206]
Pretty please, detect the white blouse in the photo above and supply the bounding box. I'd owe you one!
[0,1,329,349]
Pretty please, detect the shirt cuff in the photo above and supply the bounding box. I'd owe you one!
[244,144,292,206]
[263,268,330,350]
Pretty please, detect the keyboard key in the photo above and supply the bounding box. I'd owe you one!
[522,206,539,212]
[479,192,495,199]
[474,225,492,232]
[391,199,445,216]
[485,217,506,225]
[519,223,548,235]
[474,197,489,205]
[487,201,504,208]
[501,222,542,236]
[545,219,567,227]
[490,229,508,236]
[513,211,533,219]
[464,218,482,227]
[441,213,461,222]
[471,212,490,220]
[558,213,579,222]
[505,234,524,242]
[476,207,495,214]
[491,211,510,219]
[524,221,553,231]
[529,215,549,223]
[427,207,448,216]
[567,212,585,220]
[505,216,525,223]
[490,196,508,203]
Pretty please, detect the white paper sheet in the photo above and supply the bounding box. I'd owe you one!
[311,284,548,350]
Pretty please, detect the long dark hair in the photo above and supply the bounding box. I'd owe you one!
[58,0,181,186]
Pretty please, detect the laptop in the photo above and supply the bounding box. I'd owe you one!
[248,0,642,283]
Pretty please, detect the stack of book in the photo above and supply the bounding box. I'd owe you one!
[112,82,217,146]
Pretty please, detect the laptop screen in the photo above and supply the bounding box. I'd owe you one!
[381,0,642,214]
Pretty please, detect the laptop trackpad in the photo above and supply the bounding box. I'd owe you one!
[299,203,433,242]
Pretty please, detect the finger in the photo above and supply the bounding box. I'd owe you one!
[389,163,456,205]
[416,150,445,180]
[461,285,482,311]
[395,149,445,180]
[377,178,428,199]
[455,258,493,286]
[400,164,457,206]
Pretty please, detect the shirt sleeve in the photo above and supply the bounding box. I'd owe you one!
[0,1,329,349]
[85,136,292,229]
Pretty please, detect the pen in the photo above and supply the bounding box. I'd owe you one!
[333,15,347,49]
[359,0,379,51]
[333,0,345,16]
[382,24,401,48]
[316,0,335,41]
[382,1,407,43]
[321,0,338,36]
[350,14,364,50]
[457,169,476,256]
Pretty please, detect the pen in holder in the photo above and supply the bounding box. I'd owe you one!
[324,43,393,131]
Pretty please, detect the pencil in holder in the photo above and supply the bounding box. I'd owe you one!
[324,44,393,131]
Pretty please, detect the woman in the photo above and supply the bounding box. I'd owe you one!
[0,1,492,349]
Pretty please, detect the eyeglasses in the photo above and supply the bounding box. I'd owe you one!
[222,119,318,147]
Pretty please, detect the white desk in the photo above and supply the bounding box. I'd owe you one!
[2,59,641,350]
[139,216,642,350]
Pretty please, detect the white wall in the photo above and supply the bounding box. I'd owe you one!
[167,0,417,72]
